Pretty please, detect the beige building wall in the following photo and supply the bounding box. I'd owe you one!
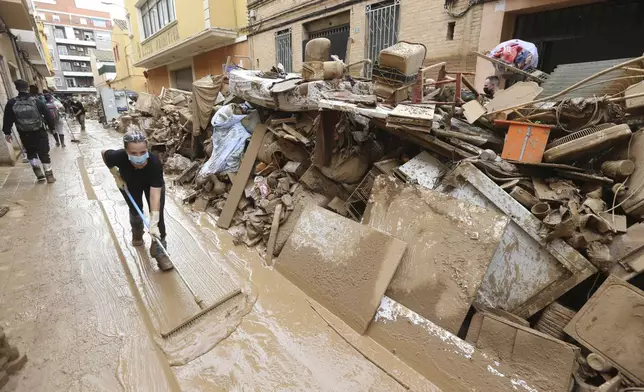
[248,0,484,75]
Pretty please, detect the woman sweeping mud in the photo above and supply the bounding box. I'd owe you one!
[102,130,173,271]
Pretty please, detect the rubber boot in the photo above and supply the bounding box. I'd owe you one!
[53,133,60,147]
[32,166,45,182]
[59,134,66,148]
[130,212,144,246]
[152,238,173,271]
[45,170,56,184]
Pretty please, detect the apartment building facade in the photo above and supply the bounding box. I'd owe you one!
[0,0,55,164]
[249,0,644,89]
[109,18,146,93]
[125,0,249,95]
[34,0,112,95]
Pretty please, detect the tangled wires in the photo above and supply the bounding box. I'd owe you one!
[444,0,483,18]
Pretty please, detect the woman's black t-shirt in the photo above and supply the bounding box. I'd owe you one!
[104,149,164,188]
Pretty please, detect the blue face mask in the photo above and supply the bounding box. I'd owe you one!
[128,152,149,165]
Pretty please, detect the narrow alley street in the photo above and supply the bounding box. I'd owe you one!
[0,120,439,391]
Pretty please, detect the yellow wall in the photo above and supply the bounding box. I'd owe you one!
[126,0,205,64]
[111,23,147,93]
[209,0,248,30]
[36,20,54,75]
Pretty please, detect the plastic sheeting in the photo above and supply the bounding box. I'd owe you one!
[191,75,224,136]
[489,39,539,72]
[198,104,250,176]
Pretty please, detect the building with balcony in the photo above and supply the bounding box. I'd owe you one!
[109,18,146,93]
[0,0,55,164]
[34,0,112,95]
[125,0,249,95]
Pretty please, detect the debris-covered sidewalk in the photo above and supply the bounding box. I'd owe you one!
[111,39,644,391]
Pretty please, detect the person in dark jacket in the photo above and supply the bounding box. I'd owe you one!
[3,79,56,183]
[70,96,86,131]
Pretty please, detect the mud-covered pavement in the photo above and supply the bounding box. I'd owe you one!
[0,121,440,391]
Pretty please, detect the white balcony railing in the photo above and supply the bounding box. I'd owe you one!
[55,38,97,47]
[65,87,97,92]
[63,71,93,77]
[59,54,91,61]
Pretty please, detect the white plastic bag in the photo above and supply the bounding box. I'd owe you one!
[198,105,250,176]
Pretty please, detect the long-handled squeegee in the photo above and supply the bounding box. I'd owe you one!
[63,116,81,143]
[123,186,241,337]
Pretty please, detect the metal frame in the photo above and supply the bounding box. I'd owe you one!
[445,163,597,318]
[364,0,400,78]
[275,28,293,73]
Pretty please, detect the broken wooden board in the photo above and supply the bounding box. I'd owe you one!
[463,100,486,124]
[388,104,435,127]
[444,163,597,318]
[276,205,406,334]
[367,297,540,392]
[564,275,644,384]
[485,82,543,113]
[394,151,446,190]
[467,312,579,392]
[364,176,509,333]
[217,124,267,229]
[321,91,377,106]
[282,123,311,145]
[265,204,283,267]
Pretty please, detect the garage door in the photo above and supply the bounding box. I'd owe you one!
[514,0,644,73]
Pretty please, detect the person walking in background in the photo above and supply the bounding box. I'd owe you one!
[3,79,56,183]
[44,93,66,147]
[71,96,86,131]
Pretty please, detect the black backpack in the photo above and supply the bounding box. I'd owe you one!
[14,96,43,132]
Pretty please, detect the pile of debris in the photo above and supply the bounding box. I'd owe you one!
[0,326,28,388]
[152,40,644,391]
[82,95,102,121]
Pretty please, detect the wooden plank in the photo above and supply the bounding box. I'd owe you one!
[282,123,311,145]
[265,203,283,267]
[217,125,267,229]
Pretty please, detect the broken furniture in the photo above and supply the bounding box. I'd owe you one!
[467,311,579,392]
[443,163,597,318]
[364,175,508,334]
[497,120,552,163]
[474,51,549,84]
[276,205,406,334]
[564,275,644,385]
[372,41,426,104]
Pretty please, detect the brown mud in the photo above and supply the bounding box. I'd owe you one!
[0,121,465,391]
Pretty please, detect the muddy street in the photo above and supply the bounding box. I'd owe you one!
[0,120,441,391]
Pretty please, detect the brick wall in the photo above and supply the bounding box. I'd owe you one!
[248,0,484,75]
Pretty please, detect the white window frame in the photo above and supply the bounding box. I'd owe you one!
[52,14,60,22]
[80,18,87,25]
[139,0,176,40]
[65,77,76,88]
[53,27,65,39]
[54,77,63,87]
[58,46,68,55]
